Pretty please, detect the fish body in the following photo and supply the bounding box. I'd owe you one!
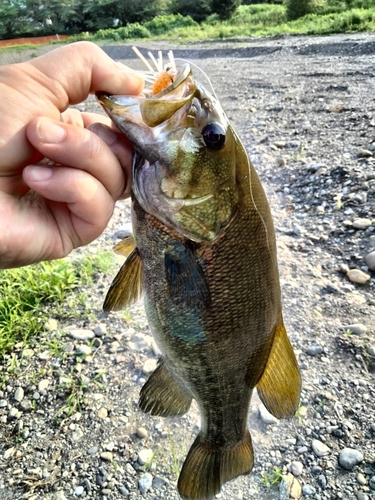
[98,55,301,500]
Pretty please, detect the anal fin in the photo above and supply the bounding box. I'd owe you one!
[139,360,192,417]
[256,319,301,418]
[178,431,254,500]
[113,236,135,257]
[103,248,143,312]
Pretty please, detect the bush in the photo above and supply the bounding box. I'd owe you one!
[285,0,320,20]
[169,0,212,22]
[144,13,197,35]
[211,0,241,20]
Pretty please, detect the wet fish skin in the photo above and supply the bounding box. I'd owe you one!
[98,62,301,500]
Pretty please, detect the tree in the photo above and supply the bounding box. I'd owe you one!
[284,0,319,20]
[170,0,212,23]
[211,0,240,20]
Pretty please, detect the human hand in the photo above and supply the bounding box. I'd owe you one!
[0,41,143,269]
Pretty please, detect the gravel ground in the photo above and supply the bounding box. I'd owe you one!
[0,33,375,500]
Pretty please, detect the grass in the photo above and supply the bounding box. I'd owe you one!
[262,466,284,487]
[0,251,115,356]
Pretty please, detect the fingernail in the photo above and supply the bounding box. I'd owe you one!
[26,166,53,181]
[89,123,117,145]
[37,119,66,143]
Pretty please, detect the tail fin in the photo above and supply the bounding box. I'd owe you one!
[178,431,253,500]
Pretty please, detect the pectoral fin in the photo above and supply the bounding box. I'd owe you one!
[113,236,135,257]
[139,360,192,417]
[256,320,301,418]
[165,246,210,308]
[103,248,143,311]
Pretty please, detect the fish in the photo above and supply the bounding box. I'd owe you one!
[97,49,301,500]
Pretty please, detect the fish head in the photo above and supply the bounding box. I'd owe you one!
[97,63,239,242]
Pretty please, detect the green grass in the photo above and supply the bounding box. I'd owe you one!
[0,251,115,356]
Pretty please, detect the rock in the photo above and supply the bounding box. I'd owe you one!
[71,428,84,442]
[259,405,278,425]
[44,318,58,331]
[76,345,92,356]
[87,447,98,455]
[74,486,84,496]
[311,439,330,457]
[357,493,369,500]
[100,451,113,461]
[369,476,375,490]
[318,474,327,489]
[116,223,133,239]
[137,427,148,439]
[153,476,169,489]
[139,472,153,494]
[352,218,373,229]
[105,442,115,451]
[290,461,304,477]
[302,484,316,496]
[142,358,158,375]
[347,269,371,285]
[339,448,363,470]
[357,473,367,485]
[365,251,375,271]
[38,379,50,392]
[14,387,24,402]
[117,484,130,496]
[342,324,367,335]
[279,473,301,500]
[357,148,373,158]
[138,448,153,465]
[306,345,322,356]
[97,408,108,419]
[109,341,120,353]
[93,324,107,337]
[19,400,31,412]
[70,329,95,341]
[4,447,15,460]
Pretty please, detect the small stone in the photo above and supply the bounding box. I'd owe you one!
[347,269,371,285]
[4,447,15,459]
[117,484,130,496]
[153,476,169,489]
[44,318,58,331]
[138,448,153,465]
[312,439,330,457]
[38,350,51,361]
[93,324,107,337]
[357,493,369,500]
[125,463,136,476]
[87,447,98,455]
[138,472,153,494]
[259,405,278,425]
[357,473,367,485]
[38,379,50,392]
[306,345,322,356]
[137,427,148,439]
[97,408,108,419]
[105,442,115,451]
[71,428,84,442]
[76,345,92,356]
[352,218,373,230]
[280,473,302,500]
[70,329,95,341]
[142,358,158,375]
[339,448,364,470]
[342,324,367,335]
[318,474,327,489]
[369,476,375,490]
[19,399,31,412]
[100,451,113,461]
[302,484,316,496]
[14,387,24,402]
[365,251,375,271]
[116,223,133,239]
[74,486,84,496]
[357,149,373,158]
[290,461,304,477]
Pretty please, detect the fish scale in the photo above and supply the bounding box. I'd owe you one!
[98,52,301,500]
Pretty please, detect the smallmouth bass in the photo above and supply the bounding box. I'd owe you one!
[98,50,301,500]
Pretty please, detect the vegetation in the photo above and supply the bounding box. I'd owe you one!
[1,0,374,42]
[0,252,115,355]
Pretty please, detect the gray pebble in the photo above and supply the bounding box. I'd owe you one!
[19,399,31,412]
[302,484,316,496]
[290,461,303,477]
[342,323,367,335]
[259,405,278,424]
[306,345,322,356]
[117,484,130,496]
[139,472,153,493]
[318,474,327,489]
[93,324,107,337]
[153,476,169,489]
[357,493,369,500]
[76,345,92,356]
[14,387,24,402]
[369,476,375,490]
[312,439,330,457]
[137,427,148,439]
[365,251,375,271]
[74,486,84,496]
[70,329,95,341]
[339,448,364,470]
[87,447,98,455]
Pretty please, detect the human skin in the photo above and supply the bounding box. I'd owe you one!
[0,41,144,269]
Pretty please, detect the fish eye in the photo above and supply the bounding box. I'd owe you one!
[202,122,226,151]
